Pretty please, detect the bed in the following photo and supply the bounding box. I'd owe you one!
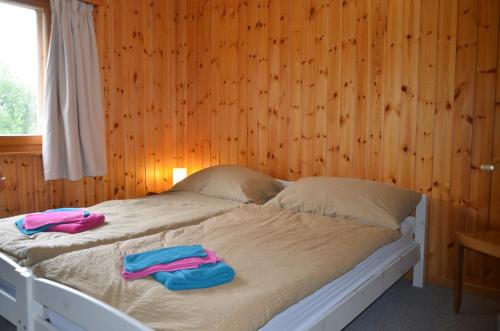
[28,192,427,331]
[0,165,284,330]
[0,191,243,330]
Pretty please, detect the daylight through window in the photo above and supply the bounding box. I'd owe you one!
[0,1,48,135]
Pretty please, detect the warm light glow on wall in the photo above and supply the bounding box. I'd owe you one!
[172,168,187,185]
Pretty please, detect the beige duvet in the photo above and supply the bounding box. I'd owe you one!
[0,191,241,266]
[34,204,400,331]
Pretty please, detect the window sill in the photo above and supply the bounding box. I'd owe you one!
[0,135,42,155]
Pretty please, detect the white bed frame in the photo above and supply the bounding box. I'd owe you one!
[0,253,36,331]
[27,195,427,331]
[0,187,427,331]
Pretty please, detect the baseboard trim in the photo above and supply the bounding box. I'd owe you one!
[427,275,500,300]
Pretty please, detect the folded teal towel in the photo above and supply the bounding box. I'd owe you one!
[124,245,206,272]
[152,262,235,291]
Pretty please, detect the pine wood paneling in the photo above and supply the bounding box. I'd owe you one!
[276,0,290,179]
[237,0,249,167]
[381,0,403,186]
[398,0,420,189]
[256,0,269,173]
[467,0,499,288]
[338,0,356,178]
[354,0,371,180]
[431,0,457,279]
[300,0,314,177]
[0,1,181,213]
[1,0,500,297]
[288,0,304,179]
[174,0,500,296]
[366,0,386,182]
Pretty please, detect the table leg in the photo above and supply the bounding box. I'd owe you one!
[453,243,464,313]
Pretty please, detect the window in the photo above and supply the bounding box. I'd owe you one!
[0,1,48,155]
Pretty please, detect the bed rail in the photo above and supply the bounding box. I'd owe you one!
[31,278,152,331]
[0,252,35,331]
[412,195,427,287]
[0,253,18,325]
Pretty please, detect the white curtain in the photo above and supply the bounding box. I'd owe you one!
[42,0,106,180]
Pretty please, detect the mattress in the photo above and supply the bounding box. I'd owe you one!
[0,191,242,266]
[42,219,414,331]
[261,219,415,330]
[34,205,400,331]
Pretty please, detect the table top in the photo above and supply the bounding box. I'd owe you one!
[455,231,500,259]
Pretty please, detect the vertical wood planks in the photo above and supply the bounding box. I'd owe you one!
[326,0,343,178]
[468,0,499,284]
[415,0,439,195]
[185,0,196,173]
[469,0,499,232]
[354,0,371,179]
[398,0,420,189]
[111,0,126,199]
[491,6,500,233]
[209,0,221,166]
[237,0,249,167]
[2,0,500,296]
[415,0,439,281]
[430,0,458,278]
[123,0,138,198]
[287,0,303,179]
[256,0,269,172]
[267,0,280,177]
[0,157,20,215]
[381,0,403,185]
[312,0,328,177]
[449,0,477,282]
[176,0,188,169]
[276,0,290,179]
[200,0,212,170]
[134,0,146,197]
[487,10,500,288]
[300,0,315,177]
[338,0,357,177]
[227,0,239,166]
[218,0,230,165]
[154,0,168,192]
[246,0,258,169]
[16,156,35,213]
[366,0,386,182]
[144,0,155,193]
[164,0,177,188]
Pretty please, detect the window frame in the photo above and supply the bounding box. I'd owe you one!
[0,0,50,155]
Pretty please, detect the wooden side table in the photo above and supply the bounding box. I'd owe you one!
[453,231,500,313]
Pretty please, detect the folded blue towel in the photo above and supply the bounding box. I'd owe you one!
[15,208,90,236]
[15,219,52,236]
[152,262,235,291]
[124,245,207,272]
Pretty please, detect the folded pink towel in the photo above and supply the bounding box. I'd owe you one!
[23,210,86,230]
[122,250,219,280]
[47,214,105,234]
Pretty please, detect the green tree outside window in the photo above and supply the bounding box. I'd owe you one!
[0,66,37,134]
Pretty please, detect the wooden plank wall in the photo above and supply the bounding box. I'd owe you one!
[176,0,500,296]
[0,0,181,211]
[0,0,499,296]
